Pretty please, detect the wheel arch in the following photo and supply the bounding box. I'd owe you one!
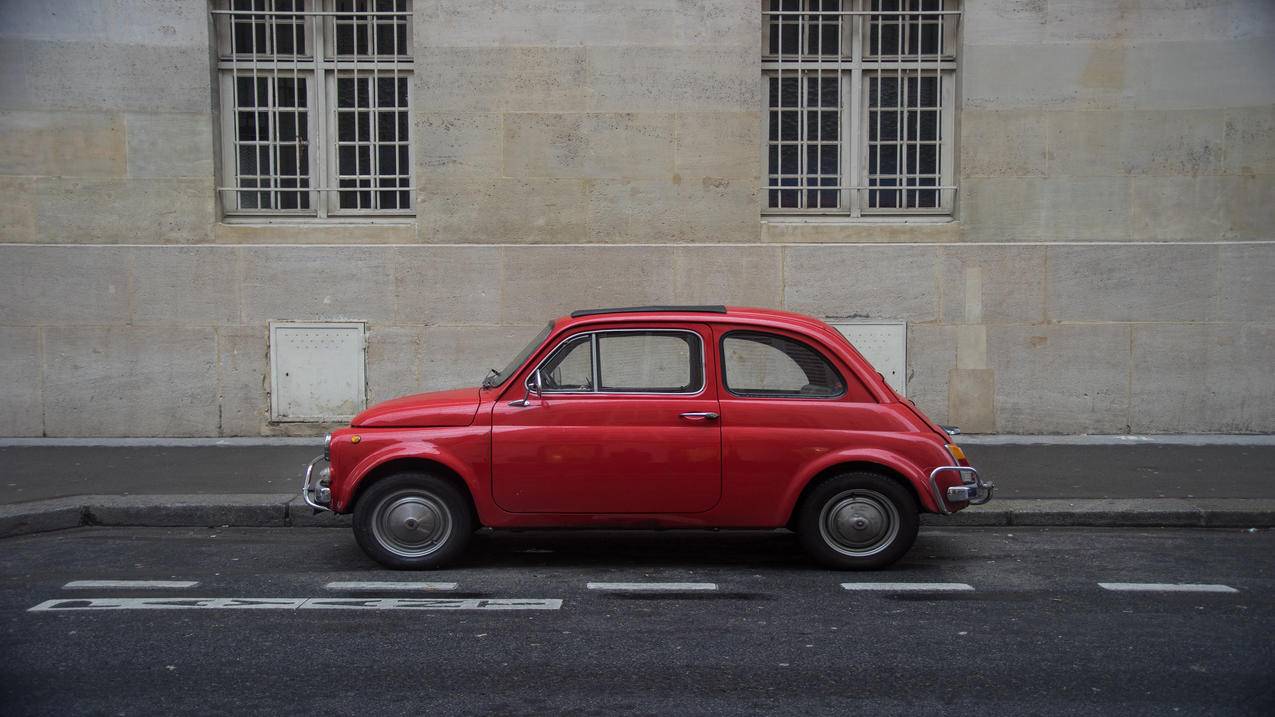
[346,457,480,526]
[785,461,926,530]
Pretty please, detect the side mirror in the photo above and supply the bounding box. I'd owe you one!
[510,369,543,407]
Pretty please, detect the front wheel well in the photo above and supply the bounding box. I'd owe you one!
[346,458,479,526]
[786,462,924,529]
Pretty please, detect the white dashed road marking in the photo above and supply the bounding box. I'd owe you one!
[324,581,458,591]
[63,580,199,590]
[1098,583,1238,593]
[29,597,562,612]
[841,582,975,591]
[586,582,718,591]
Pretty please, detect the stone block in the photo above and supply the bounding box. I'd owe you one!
[1,0,210,48]
[588,46,759,112]
[960,110,1047,177]
[988,324,1131,434]
[0,110,125,176]
[0,497,84,538]
[413,47,589,112]
[0,327,43,436]
[961,0,1046,46]
[421,325,545,392]
[0,176,35,243]
[1129,323,1211,434]
[1043,0,1264,43]
[125,112,213,178]
[763,220,960,244]
[1223,174,1275,240]
[962,44,1128,110]
[939,245,1046,324]
[498,245,676,324]
[394,246,502,325]
[906,324,957,424]
[1217,243,1275,323]
[44,326,219,436]
[1130,176,1228,242]
[1125,39,1275,110]
[1040,177,1131,241]
[1120,110,1225,176]
[216,325,268,437]
[1195,499,1275,529]
[957,177,1044,242]
[239,247,397,323]
[1224,105,1275,175]
[675,112,761,179]
[0,39,211,112]
[417,178,588,244]
[367,325,424,406]
[132,247,241,325]
[948,368,996,434]
[1045,110,1124,176]
[783,245,941,323]
[1198,324,1275,432]
[33,177,214,243]
[413,112,502,177]
[86,494,290,528]
[586,177,760,243]
[0,245,130,324]
[503,113,675,179]
[414,0,755,48]
[1007,499,1202,527]
[1046,244,1216,322]
[672,245,782,308]
[213,222,417,245]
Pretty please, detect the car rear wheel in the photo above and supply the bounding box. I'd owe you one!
[353,473,474,569]
[797,472,918,570]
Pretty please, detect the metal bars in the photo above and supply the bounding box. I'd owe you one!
[763,0,959,217]
[213,0,413,218]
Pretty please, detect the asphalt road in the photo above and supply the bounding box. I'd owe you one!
[4,443,1274,503]
[1,526,1271,715]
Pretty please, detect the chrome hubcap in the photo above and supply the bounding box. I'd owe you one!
[818,489,899,557]
[372,492,452,558]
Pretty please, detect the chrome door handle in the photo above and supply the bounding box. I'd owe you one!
[679,412,719,421]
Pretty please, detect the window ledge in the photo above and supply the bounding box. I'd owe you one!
[761,215,955,226]
[219,216,417,227]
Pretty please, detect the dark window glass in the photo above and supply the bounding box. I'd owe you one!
[598,332,702,393]
[722,332,845,398]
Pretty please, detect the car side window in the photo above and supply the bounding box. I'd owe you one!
[539,334,593,392]
[598,331,702,393]
[721,331,845,398]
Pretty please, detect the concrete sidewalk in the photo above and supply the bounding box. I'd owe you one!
[2,436,1273,537]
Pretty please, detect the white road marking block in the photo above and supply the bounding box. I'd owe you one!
[63,580,199,589]
[29,597,562,612]
[586,582,718,591]
[840,582,974,591]
[1098,583,1238,593]
[324,581,458,592]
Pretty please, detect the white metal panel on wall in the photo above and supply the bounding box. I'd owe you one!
[831,322,907,396]
[269,322,366,421]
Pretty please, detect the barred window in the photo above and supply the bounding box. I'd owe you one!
[763,0,959,217]
[212,1,413,218]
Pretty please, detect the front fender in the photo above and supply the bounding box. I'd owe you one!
[777,446,943,519]
[332,431,485,513]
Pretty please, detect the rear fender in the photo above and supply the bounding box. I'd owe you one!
[780,447,942,518]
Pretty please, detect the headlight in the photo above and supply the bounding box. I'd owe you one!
[323,433,332,461]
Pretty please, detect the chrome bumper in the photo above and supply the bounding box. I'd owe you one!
[301,454,332,512]
[928,465,994,515]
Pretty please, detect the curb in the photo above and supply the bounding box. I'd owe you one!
[1,496,1272,539]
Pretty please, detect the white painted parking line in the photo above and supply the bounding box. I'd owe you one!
[29,597,562,612]
[63,580,199,590]
[1098,583,1238,593]
[586,582,718,591]
[840,582,974,591]
[324,581,458,592]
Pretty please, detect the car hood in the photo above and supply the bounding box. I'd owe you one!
[350,387,481,428]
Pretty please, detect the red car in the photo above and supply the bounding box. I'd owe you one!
[303,306,992,570]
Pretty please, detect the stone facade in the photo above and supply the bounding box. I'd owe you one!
[0,0,1272,436]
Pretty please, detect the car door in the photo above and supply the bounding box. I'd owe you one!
[491,324,722,514]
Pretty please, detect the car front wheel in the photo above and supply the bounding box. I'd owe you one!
[353,473,474,570]
[797,472,918,570]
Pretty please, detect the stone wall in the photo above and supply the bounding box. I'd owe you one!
[0,0,1272,436]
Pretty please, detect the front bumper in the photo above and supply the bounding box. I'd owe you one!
[301,454,332,512]
[928,465,994,515]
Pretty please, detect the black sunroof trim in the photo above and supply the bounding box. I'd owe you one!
[570,305,728,318]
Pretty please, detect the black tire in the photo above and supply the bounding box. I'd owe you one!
[352,473,475,570]
[796,472,919,570]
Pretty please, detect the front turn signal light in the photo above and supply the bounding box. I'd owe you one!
[946,443,967,462]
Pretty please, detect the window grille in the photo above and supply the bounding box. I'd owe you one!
[211,0,413,218]
[763,0,959,218]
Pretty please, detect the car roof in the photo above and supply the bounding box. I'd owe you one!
[557,305,840,337]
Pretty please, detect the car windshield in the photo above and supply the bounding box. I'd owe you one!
[482,321,554,388]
